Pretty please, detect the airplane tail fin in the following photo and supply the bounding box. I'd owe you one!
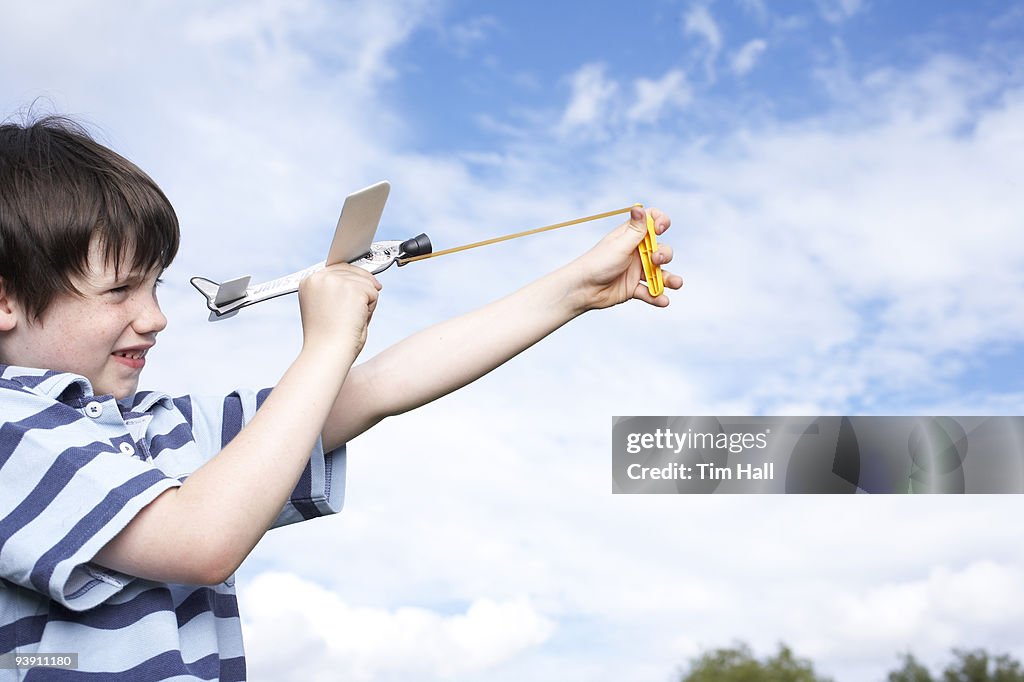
[190,276,220,303]
[190,275,252,321]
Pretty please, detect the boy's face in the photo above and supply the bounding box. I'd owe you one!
[0,240,167,399]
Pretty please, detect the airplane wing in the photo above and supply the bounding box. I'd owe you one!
[326,181,390,265]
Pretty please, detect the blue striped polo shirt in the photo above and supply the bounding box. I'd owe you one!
[0,365,346,680]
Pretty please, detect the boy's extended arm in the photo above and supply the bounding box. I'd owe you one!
[321,207,682,451]
[322,266,583,452]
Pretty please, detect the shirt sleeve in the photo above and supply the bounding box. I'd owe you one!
[0,388,181,611]
[184,388,346,529]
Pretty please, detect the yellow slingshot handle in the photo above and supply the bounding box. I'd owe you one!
[635,204,665,297]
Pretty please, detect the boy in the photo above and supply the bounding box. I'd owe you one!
[0,116,681,679]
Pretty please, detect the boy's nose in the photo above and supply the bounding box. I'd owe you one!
[133,291,168,335]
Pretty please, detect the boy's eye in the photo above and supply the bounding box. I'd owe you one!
[106,273,161,296]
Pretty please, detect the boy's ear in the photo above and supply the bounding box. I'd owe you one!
[0,278,20,331]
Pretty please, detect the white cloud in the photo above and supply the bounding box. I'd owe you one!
[811,560,1024,661]
[683,4,723,79]
[732,38,768,76]
[240,571,555,681]
[559,66,692,131]
[628,69,692,123]
[559,62,619,133]
[684,4,722,52]
[443,14,500,56]
[816,0,866,24]
[738,0,769,23]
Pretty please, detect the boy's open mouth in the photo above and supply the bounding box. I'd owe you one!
[111,347,151,369]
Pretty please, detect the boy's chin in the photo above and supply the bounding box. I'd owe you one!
[93,378,140,400]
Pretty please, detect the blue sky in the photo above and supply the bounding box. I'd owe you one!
[2,1,1024,680]
[389,2,1022,149]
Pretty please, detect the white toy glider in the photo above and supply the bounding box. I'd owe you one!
[191,181,431,320]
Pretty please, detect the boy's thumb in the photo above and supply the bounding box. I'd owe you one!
[624,205,649,244]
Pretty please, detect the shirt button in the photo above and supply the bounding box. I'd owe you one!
[119,442,136,456]
[85,401,103,418]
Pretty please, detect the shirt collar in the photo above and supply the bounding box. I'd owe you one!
[0,364,172,411]
[122,389,174,414]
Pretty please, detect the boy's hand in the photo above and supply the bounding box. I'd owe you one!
[298,264,381,359]
[570,206,683,311]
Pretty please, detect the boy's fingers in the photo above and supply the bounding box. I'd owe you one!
[620,207,675,257]
[648,208,671,233]
[630,282,671,307]
[632,269,683,305]
[325,264,383,291]
[655,244,674,265]
[649,268,683,290]
[632,282,670,307]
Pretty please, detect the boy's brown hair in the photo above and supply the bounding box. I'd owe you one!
[0,115,179,321]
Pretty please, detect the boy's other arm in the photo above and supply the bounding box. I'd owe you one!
[321,207,682,451]
[94,265,380,586]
